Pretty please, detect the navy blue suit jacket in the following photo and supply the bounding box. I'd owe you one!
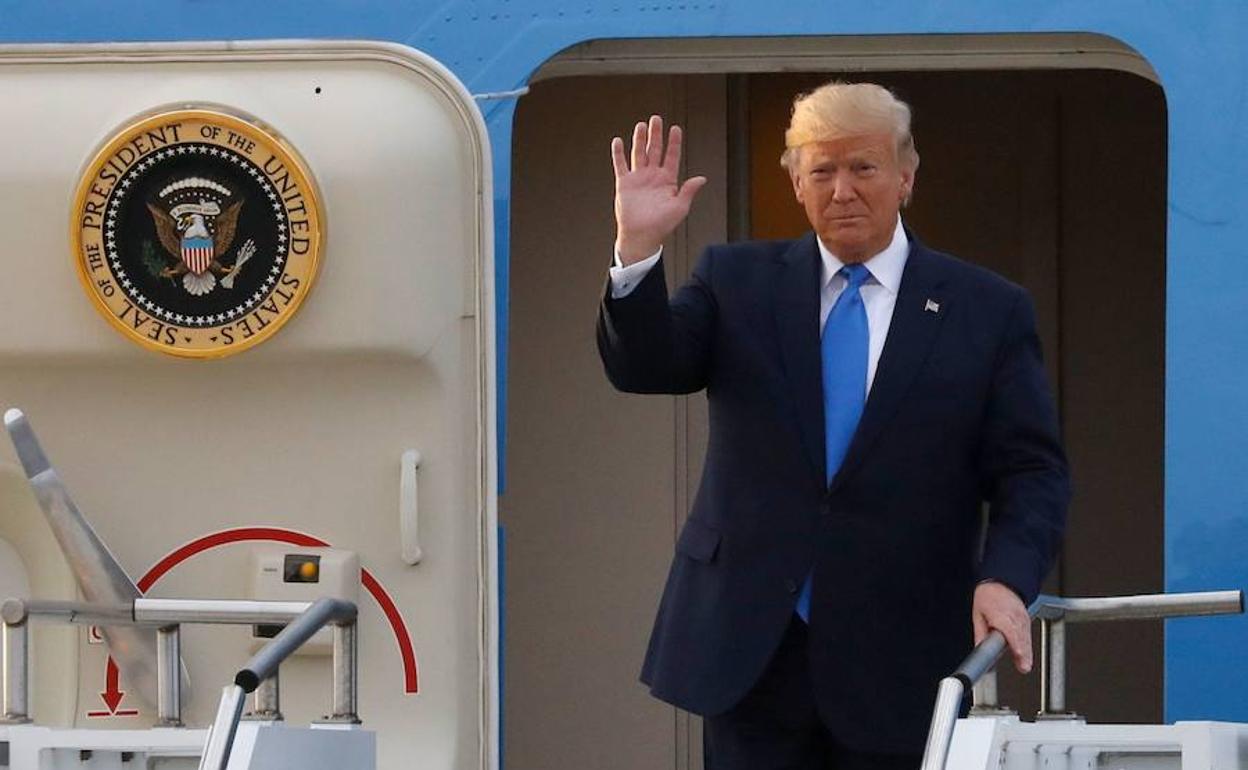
[596,232,1069,754]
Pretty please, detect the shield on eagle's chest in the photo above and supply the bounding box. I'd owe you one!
[181,236,213,275]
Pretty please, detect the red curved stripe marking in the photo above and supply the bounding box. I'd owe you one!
[360,571,419,694]
[136,527,328,592]
[127,526,418,693]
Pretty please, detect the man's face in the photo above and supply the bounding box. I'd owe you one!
[790,134,914,263]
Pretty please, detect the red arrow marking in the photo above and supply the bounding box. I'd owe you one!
[87,658,139,717]
[97,525,420,708]
[99,658,125,712]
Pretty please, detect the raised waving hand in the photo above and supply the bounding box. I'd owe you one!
[612,115,708,265]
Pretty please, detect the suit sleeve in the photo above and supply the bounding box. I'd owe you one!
[976,289,1071,605]
[596,248,716,395]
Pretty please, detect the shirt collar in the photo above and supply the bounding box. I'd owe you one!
[817,216,909,295]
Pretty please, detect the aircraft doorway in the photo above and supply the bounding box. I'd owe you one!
[504,58,1165,770]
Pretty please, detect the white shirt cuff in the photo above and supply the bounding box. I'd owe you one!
[609,247,662,299]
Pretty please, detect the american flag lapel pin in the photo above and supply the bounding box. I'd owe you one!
[924,299,940,314]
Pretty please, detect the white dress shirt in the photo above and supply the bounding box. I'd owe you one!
[610,217,910,393]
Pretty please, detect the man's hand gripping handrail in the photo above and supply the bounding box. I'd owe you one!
[919,590,1244,770]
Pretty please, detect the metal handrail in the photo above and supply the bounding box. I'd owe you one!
[1033,591,1242,622]
[199,598,357,770]
[919,612,1038,770]
[2,595,360,737]
[1033,590,1241,718]
[918,589,1243,770]
[2,597,318,627]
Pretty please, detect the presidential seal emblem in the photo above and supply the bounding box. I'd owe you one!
[72,108,323,358]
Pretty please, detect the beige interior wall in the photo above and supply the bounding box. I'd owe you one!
[504,66,1166,769]
[1057,70,1167,723]
[504,74,722,770]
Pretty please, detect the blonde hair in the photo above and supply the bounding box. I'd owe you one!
[780,81,919,172]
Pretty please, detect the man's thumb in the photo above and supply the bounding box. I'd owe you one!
[679,176,708,205]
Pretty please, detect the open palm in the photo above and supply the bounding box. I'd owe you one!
[612,115,708,264]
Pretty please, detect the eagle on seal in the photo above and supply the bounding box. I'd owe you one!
[146,198,244,296]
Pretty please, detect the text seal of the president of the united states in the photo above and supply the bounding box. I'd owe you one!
[72,107,323,358]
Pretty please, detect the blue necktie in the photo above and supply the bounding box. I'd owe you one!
[796,263,870,622]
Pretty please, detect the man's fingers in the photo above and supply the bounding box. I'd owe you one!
[622,116,685,175]
[972,609,988,646]
[662,125,684,171]
[645,115,664,167]
[973,582,1033,674]
[997,614,1033,674]
[611,137,629,180]
[1013,623,1033,674]
[631,121,648,169]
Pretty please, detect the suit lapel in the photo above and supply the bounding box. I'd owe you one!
[831,238,949,491]
[772,234,826,484]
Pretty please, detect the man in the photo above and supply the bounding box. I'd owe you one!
[597,82,1069,769]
